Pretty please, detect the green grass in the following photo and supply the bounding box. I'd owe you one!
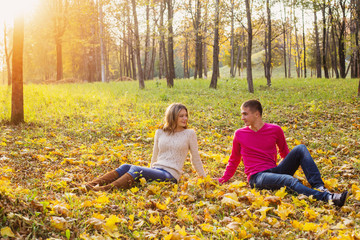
[0,77,359,239]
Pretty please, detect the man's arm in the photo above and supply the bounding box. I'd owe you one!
[218,133,242,183]
[276,127,289,159]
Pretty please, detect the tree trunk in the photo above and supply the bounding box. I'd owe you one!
[322,0,329,78]
[56,39,63,81]
[338,1,346,78]
[295,18,301,78]
[203,4,208,78]
[184,34,189,78]
[282,2,287,78]
[350,0,359,78]
[357,0,360,78]
[99,0,106,82]
[288,1,292,78]
[329,6,340,78]
[234,33,241,76]
[230,0,235,77]
[210,0,220,89]
[194,0,202,79]
[240,29,245,78]
[314,6,322,78]
[131,0,145,88]
[159,1,165,79]
[3,23,12,85]
[53,0,68,82]
[11,14,24,124]
[144,0,151,80]
[245,0,254,93]
[166,0,175,87]
[302,7,307,78]
[266,0,272,86]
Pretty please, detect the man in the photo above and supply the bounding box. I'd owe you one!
[218,100,347,207]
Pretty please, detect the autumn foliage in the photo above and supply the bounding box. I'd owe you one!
[0,78,359,239]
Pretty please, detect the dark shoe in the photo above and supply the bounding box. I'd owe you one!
[85,170,119,191]
[93,173,135,191]
[329,191,348,207]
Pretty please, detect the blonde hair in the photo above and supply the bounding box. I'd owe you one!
[163,103,188,133]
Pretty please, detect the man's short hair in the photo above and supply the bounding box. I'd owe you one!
[242,100,263,116]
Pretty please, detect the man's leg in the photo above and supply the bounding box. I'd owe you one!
[271,144,325,189]
[249,171,329,201]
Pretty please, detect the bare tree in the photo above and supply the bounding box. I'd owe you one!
[11,14,24,124]
[322,0,329,78]
[50,0,69,81]
[265,0,272,86]
[210,0,220,89]
[245,0,254,93]
[166,0,175,87]
[131,0,145,88]
[3,23,12,85]
[314,3,322,78]
[230,0,235,78]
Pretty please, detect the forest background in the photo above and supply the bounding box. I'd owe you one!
[0,0,360,90]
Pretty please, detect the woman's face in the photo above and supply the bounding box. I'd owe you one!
[176,108,188,129]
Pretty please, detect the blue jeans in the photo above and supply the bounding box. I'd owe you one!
[249,145,330,201]
[115,164,177,183]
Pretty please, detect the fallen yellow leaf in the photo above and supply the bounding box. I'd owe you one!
[1,227,15,238]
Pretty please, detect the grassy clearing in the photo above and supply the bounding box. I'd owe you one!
[0,77,359,239]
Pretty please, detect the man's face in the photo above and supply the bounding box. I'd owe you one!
[241,106,259,126]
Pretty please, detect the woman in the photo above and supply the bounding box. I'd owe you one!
[86,103,206,191]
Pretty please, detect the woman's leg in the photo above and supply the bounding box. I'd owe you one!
[94,166,176,191]
[127,166,177,183]
[115,164,132,177]
[270,144,325,188]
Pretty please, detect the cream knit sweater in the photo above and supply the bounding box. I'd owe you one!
[151,129,206,182]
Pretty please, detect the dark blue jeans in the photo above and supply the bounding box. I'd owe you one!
[249,144,330,201]
[115,164,177,183]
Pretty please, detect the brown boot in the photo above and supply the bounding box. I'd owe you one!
[85,170,119,191]
[93,173,135,191]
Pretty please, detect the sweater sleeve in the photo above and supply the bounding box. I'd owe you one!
[218,132,242,184]
[276,127,289,159]
[150,130,160,167]
[188,130,206,177]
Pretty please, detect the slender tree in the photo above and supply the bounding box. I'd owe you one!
[265,0,272,86]
[245,0,254,93]
[322,0,329,78]
[144,0,151,80]
[338,0,347,78]
[3,23,12,85]
[11,14,25,124]
[329,5,339,78]
[230,0,235,77]
[210,0,220,88]
[314,3,322,78]
[51,0,68,81]
[166,0,175,87]
[282,1,287,78]
[99,0,106,82]
[194,0,203,79]
[131,0,145,88]
[302,6,307,78]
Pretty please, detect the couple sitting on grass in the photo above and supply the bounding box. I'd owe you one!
[85,100,348,207]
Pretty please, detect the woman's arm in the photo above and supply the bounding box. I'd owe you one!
[189,130,206,177]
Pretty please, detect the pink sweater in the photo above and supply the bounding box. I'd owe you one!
[218,123,289,183]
